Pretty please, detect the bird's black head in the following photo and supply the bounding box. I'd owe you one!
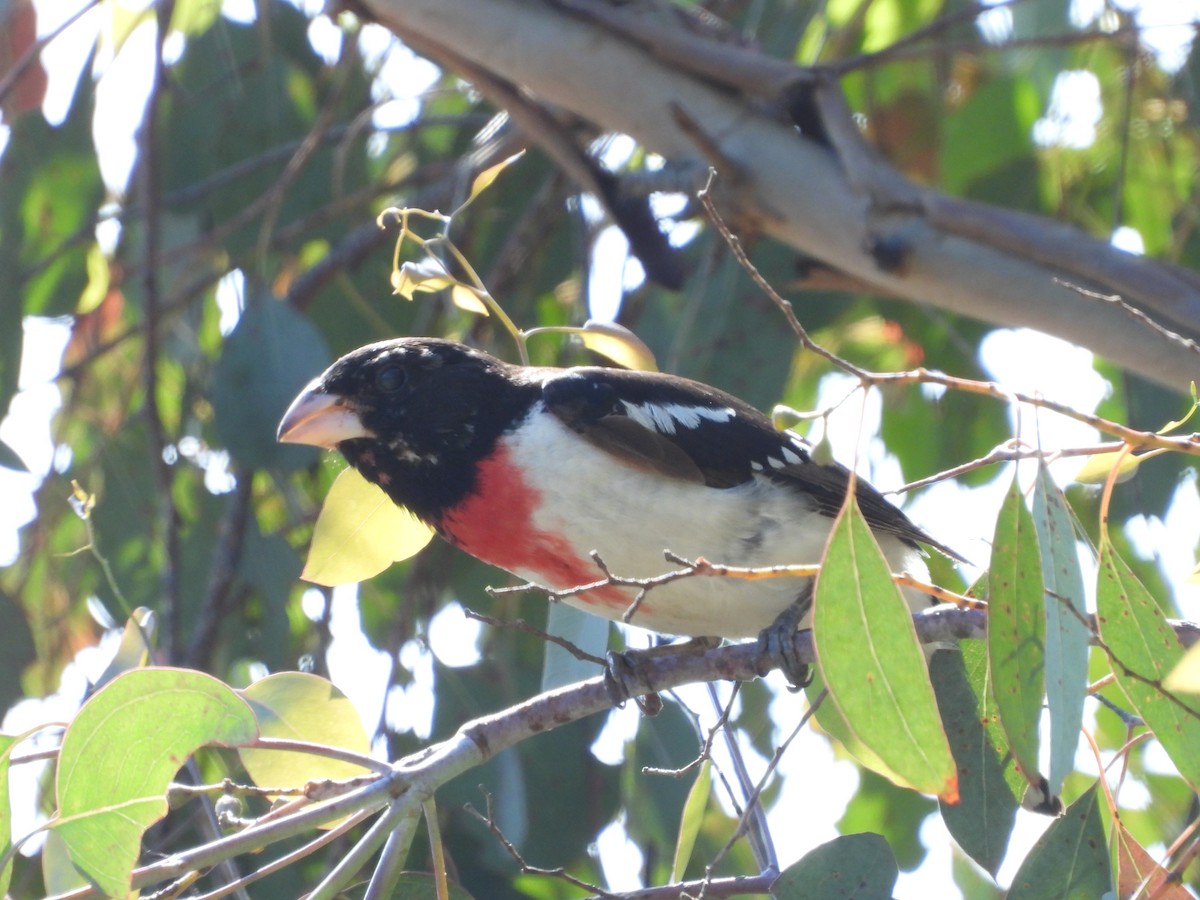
[279,338,535,520]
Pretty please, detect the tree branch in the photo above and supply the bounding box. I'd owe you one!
[355,0,1200,391]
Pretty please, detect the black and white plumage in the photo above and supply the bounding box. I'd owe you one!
[278,338,956,640]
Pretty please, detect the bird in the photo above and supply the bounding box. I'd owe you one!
[277,337,958,688]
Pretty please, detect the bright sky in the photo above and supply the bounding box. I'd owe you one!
[3,0,1199,894]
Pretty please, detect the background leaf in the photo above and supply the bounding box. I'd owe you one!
[301,467,436,586]
[814,498,957,802]
[53,668,257,896]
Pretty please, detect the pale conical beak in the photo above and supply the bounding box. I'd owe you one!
[277,382,374,449]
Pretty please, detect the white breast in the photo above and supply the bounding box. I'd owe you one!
[501,412,927,638]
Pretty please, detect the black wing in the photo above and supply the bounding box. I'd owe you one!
[539,366,963,561]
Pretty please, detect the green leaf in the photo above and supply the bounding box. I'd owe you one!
[211,296,330,471]
[53,668,258,897]
[1096,541,1200,790]
[771,832,898,899]
[961,638,1027,800]
[0,734,14,897]
[931,650,1018,875]
[1032,465,1088,798]
[987,474,1046,796]
[1006,783,1111,899]
[302,467,435,586]
[239,672,374,790]
[670,759,711,882]
[813,497,958,802]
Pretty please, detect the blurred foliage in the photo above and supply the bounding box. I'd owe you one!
[1,0,1199,896]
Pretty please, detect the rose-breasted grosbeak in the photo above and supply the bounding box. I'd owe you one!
[278,338,956,679]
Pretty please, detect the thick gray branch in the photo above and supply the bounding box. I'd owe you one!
[358,0,1200,390]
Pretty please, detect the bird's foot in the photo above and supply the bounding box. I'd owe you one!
[603,637,721,714]
[755,593,813,691]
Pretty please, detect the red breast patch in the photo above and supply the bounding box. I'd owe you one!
[439,445,628,610]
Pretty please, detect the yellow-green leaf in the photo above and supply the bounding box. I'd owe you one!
[53,668,258,897]
[239,672,374,791]
[578,320,658,371]
[1098,541,1200,790]
[1075,451,1142,484]
[468,150,525,202]
[451,284,490,316]
[302,467,435,586]
[670,759,711,882]
[987,474,1046,796]
[813,497,958,802]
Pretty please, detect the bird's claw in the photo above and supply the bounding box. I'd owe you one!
[755,591,813,691]
[604,650,664,715]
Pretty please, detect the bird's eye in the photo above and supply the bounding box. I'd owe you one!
[376,366,407,393]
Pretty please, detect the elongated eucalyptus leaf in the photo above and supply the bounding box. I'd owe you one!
[987,475,1046,796]
[1097,541,1200,790]
[1032,465,1087,798]
[1007,783,1110,899]
[814,497,957,802]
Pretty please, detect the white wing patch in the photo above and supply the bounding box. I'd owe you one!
[620,401,736,435]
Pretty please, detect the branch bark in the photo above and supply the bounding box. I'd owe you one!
[355,0,1200,391]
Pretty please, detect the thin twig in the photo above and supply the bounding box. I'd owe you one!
[462,608,606,665]
[138,1,183,660]
[464,791,616,898]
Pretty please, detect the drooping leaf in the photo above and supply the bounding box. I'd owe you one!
[1096,541,1200,791]
[814,497,958,802]
[987,474,1047,798]
[670,759,711,883]
[301,467,435,586]
[53,668,258,897]
[1032,465,1088,798]
[1006,783,1111,900]
[0,733,14,897]
[239,672,374,790]
[771,832,898,899]
[467,150,526,204]
[931,650,1018,875]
